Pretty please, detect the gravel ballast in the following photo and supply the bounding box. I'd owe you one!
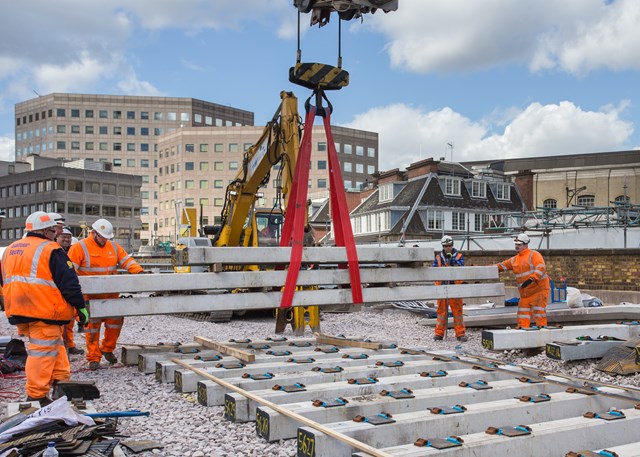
[2,308,639,456]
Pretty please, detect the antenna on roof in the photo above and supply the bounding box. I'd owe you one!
[447,142,454,162]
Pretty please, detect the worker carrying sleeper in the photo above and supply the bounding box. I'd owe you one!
[495,233,551,328]
[68,218,147,370]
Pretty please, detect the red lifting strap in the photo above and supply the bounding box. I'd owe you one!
[279,103,362,308]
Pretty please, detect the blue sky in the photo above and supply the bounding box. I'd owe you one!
[1,0,638,170]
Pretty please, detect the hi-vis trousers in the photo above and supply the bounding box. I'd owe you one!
[84,317,124,362]
[435,299,465,338]
[517,291,549,328]
[16,321,70,398]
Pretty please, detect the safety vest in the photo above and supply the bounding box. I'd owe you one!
[68,236,142,299]
[498,247,550,297]
[435,251,464,286]
[1,236,73,322]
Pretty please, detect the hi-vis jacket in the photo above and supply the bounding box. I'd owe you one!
[497,246,550,298]
[68,235,143,300]
[432,249,464,285]
[1,234,84,324]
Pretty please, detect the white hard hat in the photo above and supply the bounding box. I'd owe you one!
[71,237,79,245]
[25,211,58,231]
[92,218,114,239]
[48,212,66,226]
[61,227,73,236]
[440,235,454,246]
[514,233,530,244]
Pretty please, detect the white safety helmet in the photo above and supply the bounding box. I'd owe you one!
[61,227,73,236]
[514,233,530,244]
[71,236,79,245]
[92,218,114,239]
[25,211,58,231]
[48,212,66,226]
[440,235,454,246]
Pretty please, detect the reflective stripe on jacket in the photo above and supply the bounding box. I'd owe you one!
[497,247,550,297]
[433,250,464,286]
[2,236,74,322]
[68,235,143,299]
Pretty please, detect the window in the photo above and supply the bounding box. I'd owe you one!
[198,143,209,153]
[141,143,149,152]
[56,108,65,117]
[140,127,149,136]
[99,126,108,134]
[102,183,117,195]
[344,162,352,172]
[119,207,132,217]
[185,180,195,189]
[102,206,116,217]
[471,181,487,198]
[85,109,94,118]
[85,125,94,134]
[184,198,195,207]
[71,125,80,134]
[85,204,100,216]
[214,198,223,207]
[113,110,121,119]
[379,183,393,202]
[577,195,595,207]
[344,144,352,154]
[214,161,223,171]
[367,165,375,174]
[154,112,163,121]
[99,142,108,151]
[113,126,122,135]
[127,127,135,135]
[68,180,83,192]
[140,159,149,167]
[474,213,484,232]
[317,142,327,151]
[214,179,223,188]
[317,160,327,170]
[71,109,80,118]
[199,198,209,207]
[113,143,121,151]
[56,141,66,150]
[185,162,194,171]
[185,144,194,153]
[127,143,135,151]
[243,143,252,151]
[99,110,108,118]
[356,146,364,156]
[168,112,177,121]
[318,179,327,188]
[199,162,209,171]
[214,143,223,153]
[229,143,238,153]
[426,210,444,230]
[356,163,364,173]
[367,147,375,157]
[614,195,630,203]
[113,158,122,167]
[229,161,238,170]
[452,212,466,231]
[127,159,135,167]
[141,111,149,120]
[71,141,80,150]
[494,183,511,200]
[57,125,66,133]
[199,180,209,189]
[127,111,135,120]
[67,203,83,215]
[444,177,461,196]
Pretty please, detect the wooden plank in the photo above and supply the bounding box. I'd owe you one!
[176,246,434,265]
[89,283,505,318]
[171,359,394,457]
[194,336,255,363]
[314,333,382,349]
[79,266,499,294]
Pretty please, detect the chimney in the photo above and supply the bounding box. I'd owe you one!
[514,170,534,211]
[406,157,439,179]
[375,168,405,185]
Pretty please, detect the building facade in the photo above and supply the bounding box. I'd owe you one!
[0,156,142,250]
[14,93,379,244]
[155,125,378,241]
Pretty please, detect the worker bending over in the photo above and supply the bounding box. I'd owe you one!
[1,211,89,405]
[432,235,467,342]
[496,233,550,328]
[68,218,145,370]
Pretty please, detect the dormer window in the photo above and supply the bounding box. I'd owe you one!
[444,177,461,196]
[471,181,487,198]
[495,183,510,200]
[379,183,393,202]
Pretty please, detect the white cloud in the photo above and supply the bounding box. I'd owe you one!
[117,73,165,97]
[0,135,14,162]
[346,101,634,171]
[368,0,640,75]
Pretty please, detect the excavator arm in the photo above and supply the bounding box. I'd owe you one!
[215,91,301,247]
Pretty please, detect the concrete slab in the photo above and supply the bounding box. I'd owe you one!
[221,368,520,422]
[258,377,568,442]
[481,323,640,351]
[545,339,624,361]
[353,406,640,457]
[120,343,202,365]
[302,390,633,457]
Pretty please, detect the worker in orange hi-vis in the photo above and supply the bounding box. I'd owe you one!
[496,233,551,328]
[432,235,467,342]
[1,211,88,405]
[68,218,145,371]
[55,226,85,357]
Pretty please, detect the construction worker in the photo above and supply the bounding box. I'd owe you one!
[68,218,145,370]
[1,211,89,405]
[56,227,85,356]
[496,233,550,328]
[432,235,467,342]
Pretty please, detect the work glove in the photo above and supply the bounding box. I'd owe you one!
[445,252,453,258]
[78,307,89,326]
[520,278,534,289]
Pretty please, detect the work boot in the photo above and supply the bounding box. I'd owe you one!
[456,335,468,342]
[101,351,117,364]
[68,347,85,355]
[26,396,53,406]
[433,335,443,341]
[89,361,101,371]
